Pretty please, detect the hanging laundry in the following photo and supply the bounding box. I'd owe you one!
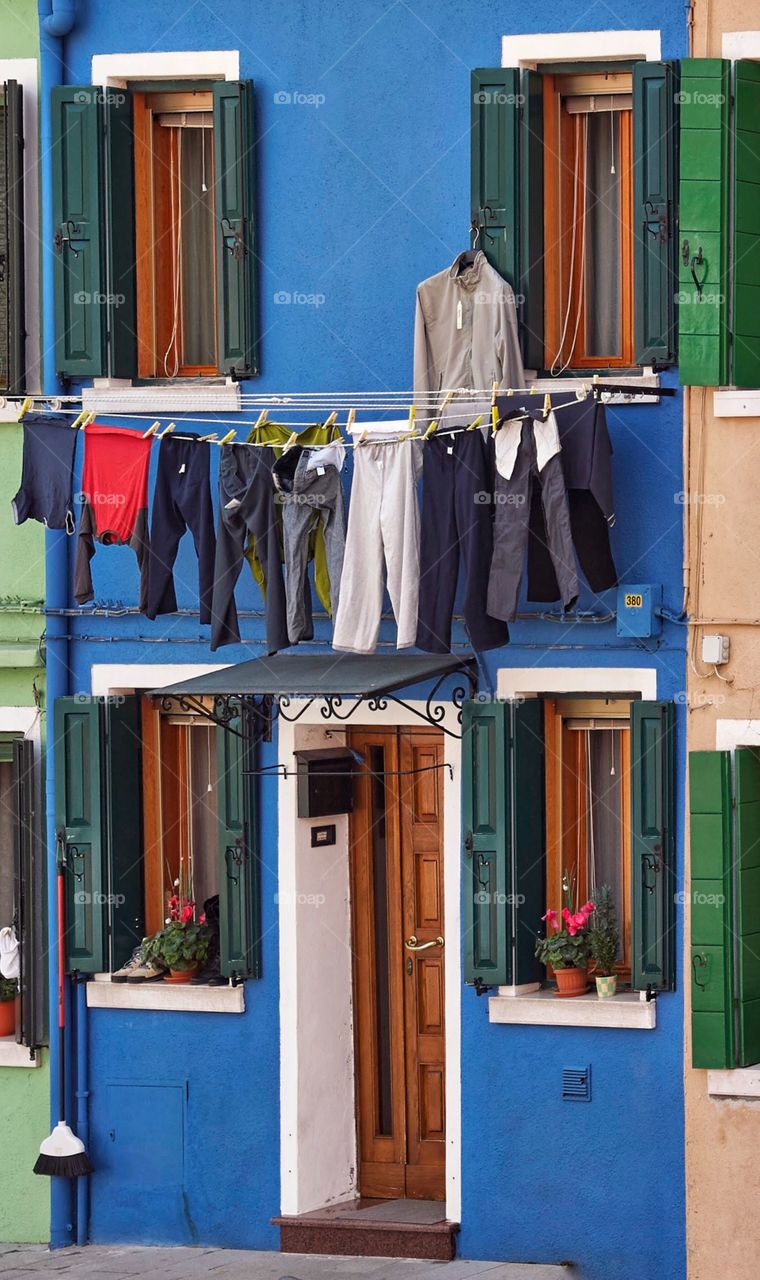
[414,251,524,414]
[498,392,617,599]
[210,444,289,654]
[12,413,78,532]
[333,436,421,654]
[487,416,578,623]
[146,435,216,624]
[416,399,508,654]
[272,443,346,645]
[74,424,152,610]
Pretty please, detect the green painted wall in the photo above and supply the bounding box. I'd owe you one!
[0,1,39,61]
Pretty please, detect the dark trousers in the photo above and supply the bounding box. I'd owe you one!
[146,436,216,623]
[210,445,289,653]
[527,489,617,600]
[416,430,508,654]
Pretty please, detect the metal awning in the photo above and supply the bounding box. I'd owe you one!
[150,652,478,738]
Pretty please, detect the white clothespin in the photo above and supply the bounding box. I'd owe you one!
[323,411,338,429]
[142,421,161,438]
[253,410,268,430]
[345,408,356,434]
[199,432,218,442]
[159,421,176,439]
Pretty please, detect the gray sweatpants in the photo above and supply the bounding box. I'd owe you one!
[333,440,422,653]
[274,447,346,644]
[487,419,578,622]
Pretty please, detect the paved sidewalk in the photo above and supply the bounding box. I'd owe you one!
[0,1247,571,1280]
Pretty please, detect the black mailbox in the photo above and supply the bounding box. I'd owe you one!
[294,748,354,818]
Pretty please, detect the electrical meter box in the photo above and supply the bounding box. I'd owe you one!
[616,584,662,638]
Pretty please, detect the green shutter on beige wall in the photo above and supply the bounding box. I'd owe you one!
[631,701,676,992]
[689,750,735,1068]
[213,80,258,377]
[677,58,730,387]
[633,61,678,367]
[734,748,760,1066]
[217,713,260,979]
[54,697,106,974]
[732,60,760,388]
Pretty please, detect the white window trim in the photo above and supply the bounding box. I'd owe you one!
[0,58,41,408]
[92,49,239,88]
[496,665,657,702]
[489,987,656,1030]
[722,32,760,61]
[502,29,661,69]
[0,1038,40,1068]
[86,976,244,1015]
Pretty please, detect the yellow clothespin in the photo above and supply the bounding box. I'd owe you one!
[543,393,552,419]
[80,411,96,430]
[491,381,499,405]
[159,421,176,439]
[423,418,439,440]
[406,404,417,438]
[357,429,369,447]
[18,397,33,420]
[254,409,268,430]
[467,414,484,432]
[323,411,338,429]
[142,421,160,439]
[218,429,237,445]
[491,405,500,437]
[530,384,539,395]
[423,390,452,440]
[71,408,87,430]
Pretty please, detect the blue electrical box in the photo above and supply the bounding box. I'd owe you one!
[616,584,662,638]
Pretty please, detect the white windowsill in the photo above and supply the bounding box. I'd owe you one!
[713,389,760,418]
[82,379,242,415]
[707,1069,760,1100]
[86,975,245,1014]
[0,1037,40,1068]
[488,986,656,1029]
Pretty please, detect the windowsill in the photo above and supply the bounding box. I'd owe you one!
[82,378,242,415]
[526,369,661,404]
[488,985,656,1029]
[86,975,245,1014]
[713,389,760,418]
[707,1068,760,1100]
[0,1037,40,1068]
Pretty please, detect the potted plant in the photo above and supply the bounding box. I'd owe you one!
[0,977,17,1037]
[144,887,210,984]
[535,872,595,997]
[590,883,620,998]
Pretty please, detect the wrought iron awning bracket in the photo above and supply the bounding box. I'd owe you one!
[155,692,272,740]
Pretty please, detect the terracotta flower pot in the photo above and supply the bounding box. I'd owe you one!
[164,967,199,984]
[554,967,589,998]
[0,999,16,1037]
[595,974,617,999]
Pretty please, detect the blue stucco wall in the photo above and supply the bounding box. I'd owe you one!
[52,3,689,1277]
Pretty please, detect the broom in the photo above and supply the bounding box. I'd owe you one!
[34,864,93,1177]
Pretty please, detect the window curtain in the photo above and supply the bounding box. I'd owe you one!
[584,111,621,357]
[179,127,216,368]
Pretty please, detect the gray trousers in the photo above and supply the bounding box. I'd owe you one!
[273,448,346,644]
[487,420,578,622]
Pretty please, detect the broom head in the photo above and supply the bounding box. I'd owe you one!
[33,1121,94,1177]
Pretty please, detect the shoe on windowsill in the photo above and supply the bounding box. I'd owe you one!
[111,947,146,983]
[126,958,168,983]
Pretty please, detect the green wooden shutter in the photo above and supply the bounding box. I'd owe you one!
[631,700,676,991]
[52,87,106,378]
[471,69,544,372]
[734,748,760,1066]
[1,80,25,393]
[689,750,735,1068]
[462,699,509,987]
[13,738,45,1050]
[677,58,730,386]
[104,92,137,380]
[217,714,260,979]
[104,696,144,970]
[511,698,545,985]
[213,80,258,377]
[54,697,106,974]
[732,61,760,387]
[633,61,678,367]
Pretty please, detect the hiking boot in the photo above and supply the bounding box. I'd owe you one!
[111,946,146,983]
[126,957,167,983]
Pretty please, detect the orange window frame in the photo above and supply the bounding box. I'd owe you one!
[544,698,632,979]
[542,73,634,371]
[133,91,218,380]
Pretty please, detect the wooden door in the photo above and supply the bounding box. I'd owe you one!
[349,728,446,1201]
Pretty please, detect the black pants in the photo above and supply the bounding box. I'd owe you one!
[12,413,77,531]
[210,445,289,653]
[146,436,216,623]
[416,430,508,654]
[527,489,617,600]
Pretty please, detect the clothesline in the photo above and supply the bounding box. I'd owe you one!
[4,385,603,404]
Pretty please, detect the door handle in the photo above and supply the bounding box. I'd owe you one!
[405,935,444,951]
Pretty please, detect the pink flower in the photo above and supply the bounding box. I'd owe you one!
[542,908,559,931]
[571,911,589,930]
[562,907,572,924]
[580,901,595,918]
[181,904,194,923]
[199,913,207,926]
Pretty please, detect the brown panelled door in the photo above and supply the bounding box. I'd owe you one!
[349,728,446,1201]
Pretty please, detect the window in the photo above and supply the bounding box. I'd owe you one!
[55,694,260,983]
[0,736,44,1048]
[544,697,632,978]
[51,80,257,382]
[471,61,677,372]
[0,79,24,393]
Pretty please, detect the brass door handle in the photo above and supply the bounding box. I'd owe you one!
[405,935,444,951]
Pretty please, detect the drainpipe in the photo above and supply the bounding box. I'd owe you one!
[38,0,78,1249]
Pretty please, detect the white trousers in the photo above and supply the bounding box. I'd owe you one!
[332,440,421,653]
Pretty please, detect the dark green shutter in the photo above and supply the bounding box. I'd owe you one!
[471,69,543,368]
[677,58,730,386]
[511,698,545,986]
[213,80,258,377]
[633,61,678,367]
[104,697,144,969]
[631,700,675,991]
[217,715,260,979]
[689,751,735,1068]
[104,92,137,379]
[1,80,25,393]
[13,738,45,1050]
[54,697,106,973]
[462,699,509,987]
[52,87,106,378]
[732,61,760,387]
[734,748,760,1066]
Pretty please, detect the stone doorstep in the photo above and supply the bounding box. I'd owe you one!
[273,1214,459,1262]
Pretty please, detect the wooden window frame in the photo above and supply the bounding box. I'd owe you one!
[544,696,632,980]
[133,89,218,380]
[543,71,635,371]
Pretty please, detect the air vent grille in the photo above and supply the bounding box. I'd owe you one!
[562,1066,591,1101]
